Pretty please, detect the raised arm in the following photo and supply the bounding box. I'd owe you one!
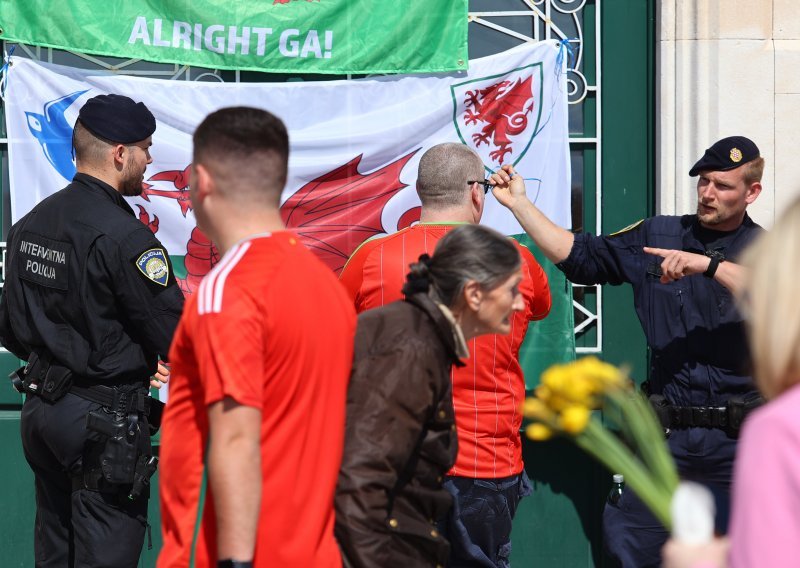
[489,164,574,264]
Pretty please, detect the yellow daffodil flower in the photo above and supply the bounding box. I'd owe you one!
[521,398,555,422]
[559,405,591,434]
[526,423,553,441]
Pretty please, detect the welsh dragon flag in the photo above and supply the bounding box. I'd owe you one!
[3,40,575,381]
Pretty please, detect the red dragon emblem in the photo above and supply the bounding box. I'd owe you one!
[281,150,418,274]
[141,165,193,217]
[136,151,420,295]
[179,227,220,296]
[463,76,535,163]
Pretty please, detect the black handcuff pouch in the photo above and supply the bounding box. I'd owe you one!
[14,351,74,402]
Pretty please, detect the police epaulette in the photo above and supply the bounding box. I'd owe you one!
[608,219,644,238]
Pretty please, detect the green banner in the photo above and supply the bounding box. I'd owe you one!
[0,0,468,74]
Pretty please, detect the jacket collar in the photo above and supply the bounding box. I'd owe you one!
[436,303,470,359]
[405,292,466,368]
[684,212,756,253]
[73,173,136,217]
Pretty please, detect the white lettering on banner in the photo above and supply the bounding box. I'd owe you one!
[173,21,192,49]
[128,16,151,45]
[127,18,332,59]
[227,26,251,55]
[279,29,300,57]
[253,28,274,56]
[152,19,171,47]
[194,23,203,51]
[301,30,321,58]
[204,25,226,54]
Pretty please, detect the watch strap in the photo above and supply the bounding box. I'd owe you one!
[703,250,725,278]
[217,561,254,568]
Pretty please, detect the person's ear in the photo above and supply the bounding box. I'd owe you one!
[463,280,483,311]
[112,144,126,170]
[745,181,762,205]
[192,163,215,202]
[471,183,484,222]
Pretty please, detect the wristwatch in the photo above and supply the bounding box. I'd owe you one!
[703,249,725,278]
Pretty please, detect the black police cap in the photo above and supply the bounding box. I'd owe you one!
[77,94,156,144]
[689,136,760,177]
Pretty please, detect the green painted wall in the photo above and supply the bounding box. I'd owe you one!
[509,1,655,566]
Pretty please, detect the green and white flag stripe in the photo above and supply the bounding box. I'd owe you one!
[0,0,468,74]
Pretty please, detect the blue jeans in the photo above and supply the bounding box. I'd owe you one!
[439,471,532,568]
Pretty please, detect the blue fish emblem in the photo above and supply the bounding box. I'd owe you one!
[25,90,88,181]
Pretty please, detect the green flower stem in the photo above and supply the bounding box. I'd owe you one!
[576,419,673,529]
[628,392,680,491]
[606,389,679,495]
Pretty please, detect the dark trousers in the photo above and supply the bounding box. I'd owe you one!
[439,471,532,568]
[602,428,736,568]
[21,393,149,568]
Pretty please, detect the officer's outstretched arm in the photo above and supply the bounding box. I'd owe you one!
[643,246,746,295]
[489,164,574,264]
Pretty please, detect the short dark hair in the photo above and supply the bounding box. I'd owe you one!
[72,120,114,166]
[193,107,290,204]
[404,224,521,308]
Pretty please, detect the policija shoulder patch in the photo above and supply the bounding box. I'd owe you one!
[135,248,170,286]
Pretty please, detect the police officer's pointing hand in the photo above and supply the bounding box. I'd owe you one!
[643,246,712,284]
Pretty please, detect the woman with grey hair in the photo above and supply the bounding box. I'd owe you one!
[335,224,525,568]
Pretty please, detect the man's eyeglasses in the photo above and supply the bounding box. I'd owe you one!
[467,179,493,194]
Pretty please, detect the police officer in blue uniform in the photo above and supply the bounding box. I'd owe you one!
[0,94,184,567]
[488,136,765,567]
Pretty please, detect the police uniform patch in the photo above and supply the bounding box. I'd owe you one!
[17,232,71,291]
[609,219,644,238]
[135,248,169,286]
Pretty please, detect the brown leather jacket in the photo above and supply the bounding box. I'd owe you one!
[335,293,464,568]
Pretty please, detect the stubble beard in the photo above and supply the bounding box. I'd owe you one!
[696,203,723,227]
[119,163,145,197]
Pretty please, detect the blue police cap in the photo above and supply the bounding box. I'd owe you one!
[77,94,156,144]
[689,136,760,177]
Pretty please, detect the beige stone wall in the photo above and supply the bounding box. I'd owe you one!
[657,0,800,228]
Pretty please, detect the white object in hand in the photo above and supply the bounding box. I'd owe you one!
[671,481,716,545]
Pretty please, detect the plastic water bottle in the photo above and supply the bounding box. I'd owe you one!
[608,474,624,505]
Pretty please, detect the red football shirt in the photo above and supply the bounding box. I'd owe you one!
[158,232,355,568]
[339,223,551,478]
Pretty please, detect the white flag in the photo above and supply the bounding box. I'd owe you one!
[4,40,571,289]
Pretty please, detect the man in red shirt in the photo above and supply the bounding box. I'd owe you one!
[158,107,356,568]
[339,142,551,567]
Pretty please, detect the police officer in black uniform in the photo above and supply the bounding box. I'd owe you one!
[487,136,765,567]
[0,94,184,567]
